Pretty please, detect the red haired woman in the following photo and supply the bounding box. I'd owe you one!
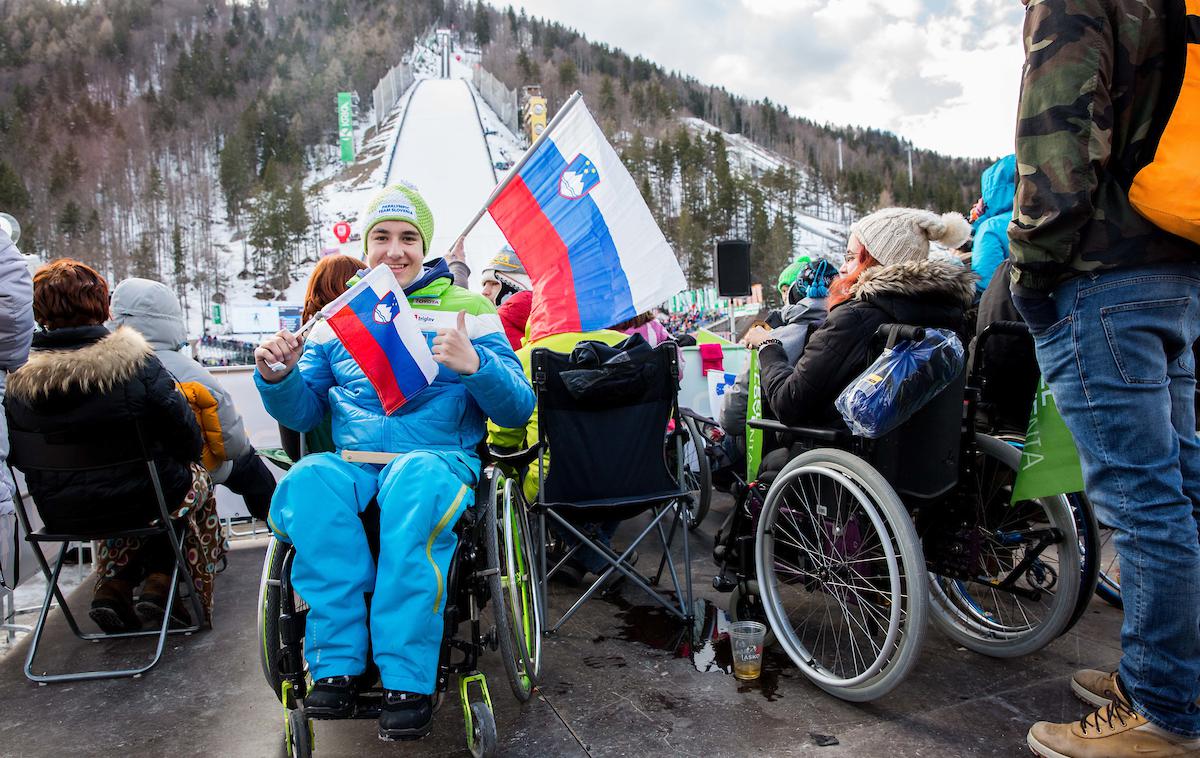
[742,207,976,428]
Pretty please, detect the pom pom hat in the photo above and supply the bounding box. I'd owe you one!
[850,208,973,266]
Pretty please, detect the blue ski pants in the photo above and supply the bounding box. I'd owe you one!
[268,450,476,693]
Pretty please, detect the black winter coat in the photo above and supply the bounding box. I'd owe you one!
[760,259,977,429]
[4,325,202,533]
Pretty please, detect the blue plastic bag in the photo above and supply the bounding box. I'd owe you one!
[835,328,965,438]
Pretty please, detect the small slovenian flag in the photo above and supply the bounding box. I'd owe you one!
[487,95,686,341]
[320,265,438,414]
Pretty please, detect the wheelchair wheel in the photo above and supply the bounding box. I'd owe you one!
[1066,491,1101,631]
[926,433,1081,658]
[1094,523,1122,608]
[485,473,541,701]
[283,707,313,758]
[467,701,498,758]
[755,448,928,702]
[725,580,775,647]
[258,536,290,695]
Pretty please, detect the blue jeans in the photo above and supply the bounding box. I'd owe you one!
[1018,262,1200,737]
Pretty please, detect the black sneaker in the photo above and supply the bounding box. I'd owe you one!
[304,675,359,719]
[378,691,433,741]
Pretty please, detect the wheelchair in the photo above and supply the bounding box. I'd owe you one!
[712,323,1083,702]
[256,459,541,758]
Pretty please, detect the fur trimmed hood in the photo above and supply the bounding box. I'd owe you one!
[6,326,154,402]
[850,258,978,309]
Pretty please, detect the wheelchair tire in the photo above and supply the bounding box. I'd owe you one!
[1066,491,1101,632]
[755,448,928,702]
[1094,523,1122,609]
[283,708,312,758]
[259,536,290,696]
[926,433,1081,658]
[725,581,775,648]
[485,472,540,702]
[467,701,498,758]
[679,415,712,531]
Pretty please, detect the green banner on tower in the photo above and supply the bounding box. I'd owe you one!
[337,92,355,163]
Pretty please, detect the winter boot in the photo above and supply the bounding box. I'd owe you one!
[378,691,434,741]
[304,675,361,719]
[135,572,192,628]
[89,578,140,633]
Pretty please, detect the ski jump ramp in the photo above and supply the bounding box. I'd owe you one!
[387,78,509,285]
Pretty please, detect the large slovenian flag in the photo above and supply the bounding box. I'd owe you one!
[320,265,438,414]
[487,95,687,341]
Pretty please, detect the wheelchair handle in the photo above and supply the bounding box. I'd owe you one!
[747,418,843,442]
[974,320,1033,378]
[872,324,926,352]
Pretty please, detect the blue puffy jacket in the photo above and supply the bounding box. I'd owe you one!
[971,154,1017,292]
[256,260,535,463]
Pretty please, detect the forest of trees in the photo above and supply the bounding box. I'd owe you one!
[0,0,993,321]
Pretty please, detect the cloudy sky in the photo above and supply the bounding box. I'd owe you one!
[504,0,1027,159]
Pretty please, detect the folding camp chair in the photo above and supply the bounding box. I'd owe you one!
[6,421,205,683]
[524,336,694,633]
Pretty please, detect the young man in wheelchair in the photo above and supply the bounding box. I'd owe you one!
[254,183,534,740]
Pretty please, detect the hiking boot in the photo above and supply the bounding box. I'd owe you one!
[1029,678,1200,757]
[378,691,433,740]
[89,578,140,633]
[1072,669,1121,709]
[304,675,360,719]
[1073,669,1200,711]
[135,572,192,628]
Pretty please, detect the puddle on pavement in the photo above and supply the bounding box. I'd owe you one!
[596,595,791,702]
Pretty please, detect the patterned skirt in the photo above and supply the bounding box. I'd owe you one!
[94,463,228,625]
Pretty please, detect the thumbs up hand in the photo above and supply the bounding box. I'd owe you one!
[432,310,480,375]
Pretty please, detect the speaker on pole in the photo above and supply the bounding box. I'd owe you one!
[713,239,752,297]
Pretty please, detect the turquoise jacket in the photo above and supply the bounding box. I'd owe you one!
[256,260,534,463]
[971,154,1017,292]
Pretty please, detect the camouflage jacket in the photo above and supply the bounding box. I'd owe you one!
[1008,0,1200,295]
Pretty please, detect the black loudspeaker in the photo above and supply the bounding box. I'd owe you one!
[713,239,752,297]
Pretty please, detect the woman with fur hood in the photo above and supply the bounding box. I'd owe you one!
[743,207,976,429]
[3,260,226,632]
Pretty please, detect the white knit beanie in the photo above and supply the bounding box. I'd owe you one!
[850,208,973,266]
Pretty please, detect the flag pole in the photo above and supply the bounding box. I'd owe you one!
[454,90,585,243]
[264,313,325,372]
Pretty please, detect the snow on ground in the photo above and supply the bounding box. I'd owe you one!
[385,77,510,288]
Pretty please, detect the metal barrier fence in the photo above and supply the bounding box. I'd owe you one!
[472,66,519,135]
[372,62,414,132]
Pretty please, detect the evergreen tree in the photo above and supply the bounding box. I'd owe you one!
[558,59,577,90]
[473,2,492,45]
[172,223,188,299]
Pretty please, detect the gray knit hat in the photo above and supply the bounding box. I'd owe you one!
[850,208,972,267]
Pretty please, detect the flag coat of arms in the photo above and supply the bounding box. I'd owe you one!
[487,95,687,341]
[321,265,438,414]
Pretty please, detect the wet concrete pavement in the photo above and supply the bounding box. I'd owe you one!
[0,494,1124,757]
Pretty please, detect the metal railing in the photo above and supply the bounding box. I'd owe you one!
[472,66,519,135]
[372,62,415,133]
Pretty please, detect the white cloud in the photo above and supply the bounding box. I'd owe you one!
[503,0,1026,159]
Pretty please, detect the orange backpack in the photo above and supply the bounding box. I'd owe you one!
[1128,0,1200,244]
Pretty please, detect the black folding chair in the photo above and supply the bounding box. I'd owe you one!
[524,337,695,633]
[6,421,204,683]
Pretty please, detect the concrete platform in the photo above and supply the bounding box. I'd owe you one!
[0,494,1124,757]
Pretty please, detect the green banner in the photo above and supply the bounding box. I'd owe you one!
[337,92,355,163]
[746,350,764,481]
[1011,377,1085,502]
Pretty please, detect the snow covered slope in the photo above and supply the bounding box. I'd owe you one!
[385,78,509,284]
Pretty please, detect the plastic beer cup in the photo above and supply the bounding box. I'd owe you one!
[730,620,766,680]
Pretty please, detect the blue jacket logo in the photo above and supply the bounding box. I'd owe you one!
[373,292,400,324]
[558,154,601,199]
